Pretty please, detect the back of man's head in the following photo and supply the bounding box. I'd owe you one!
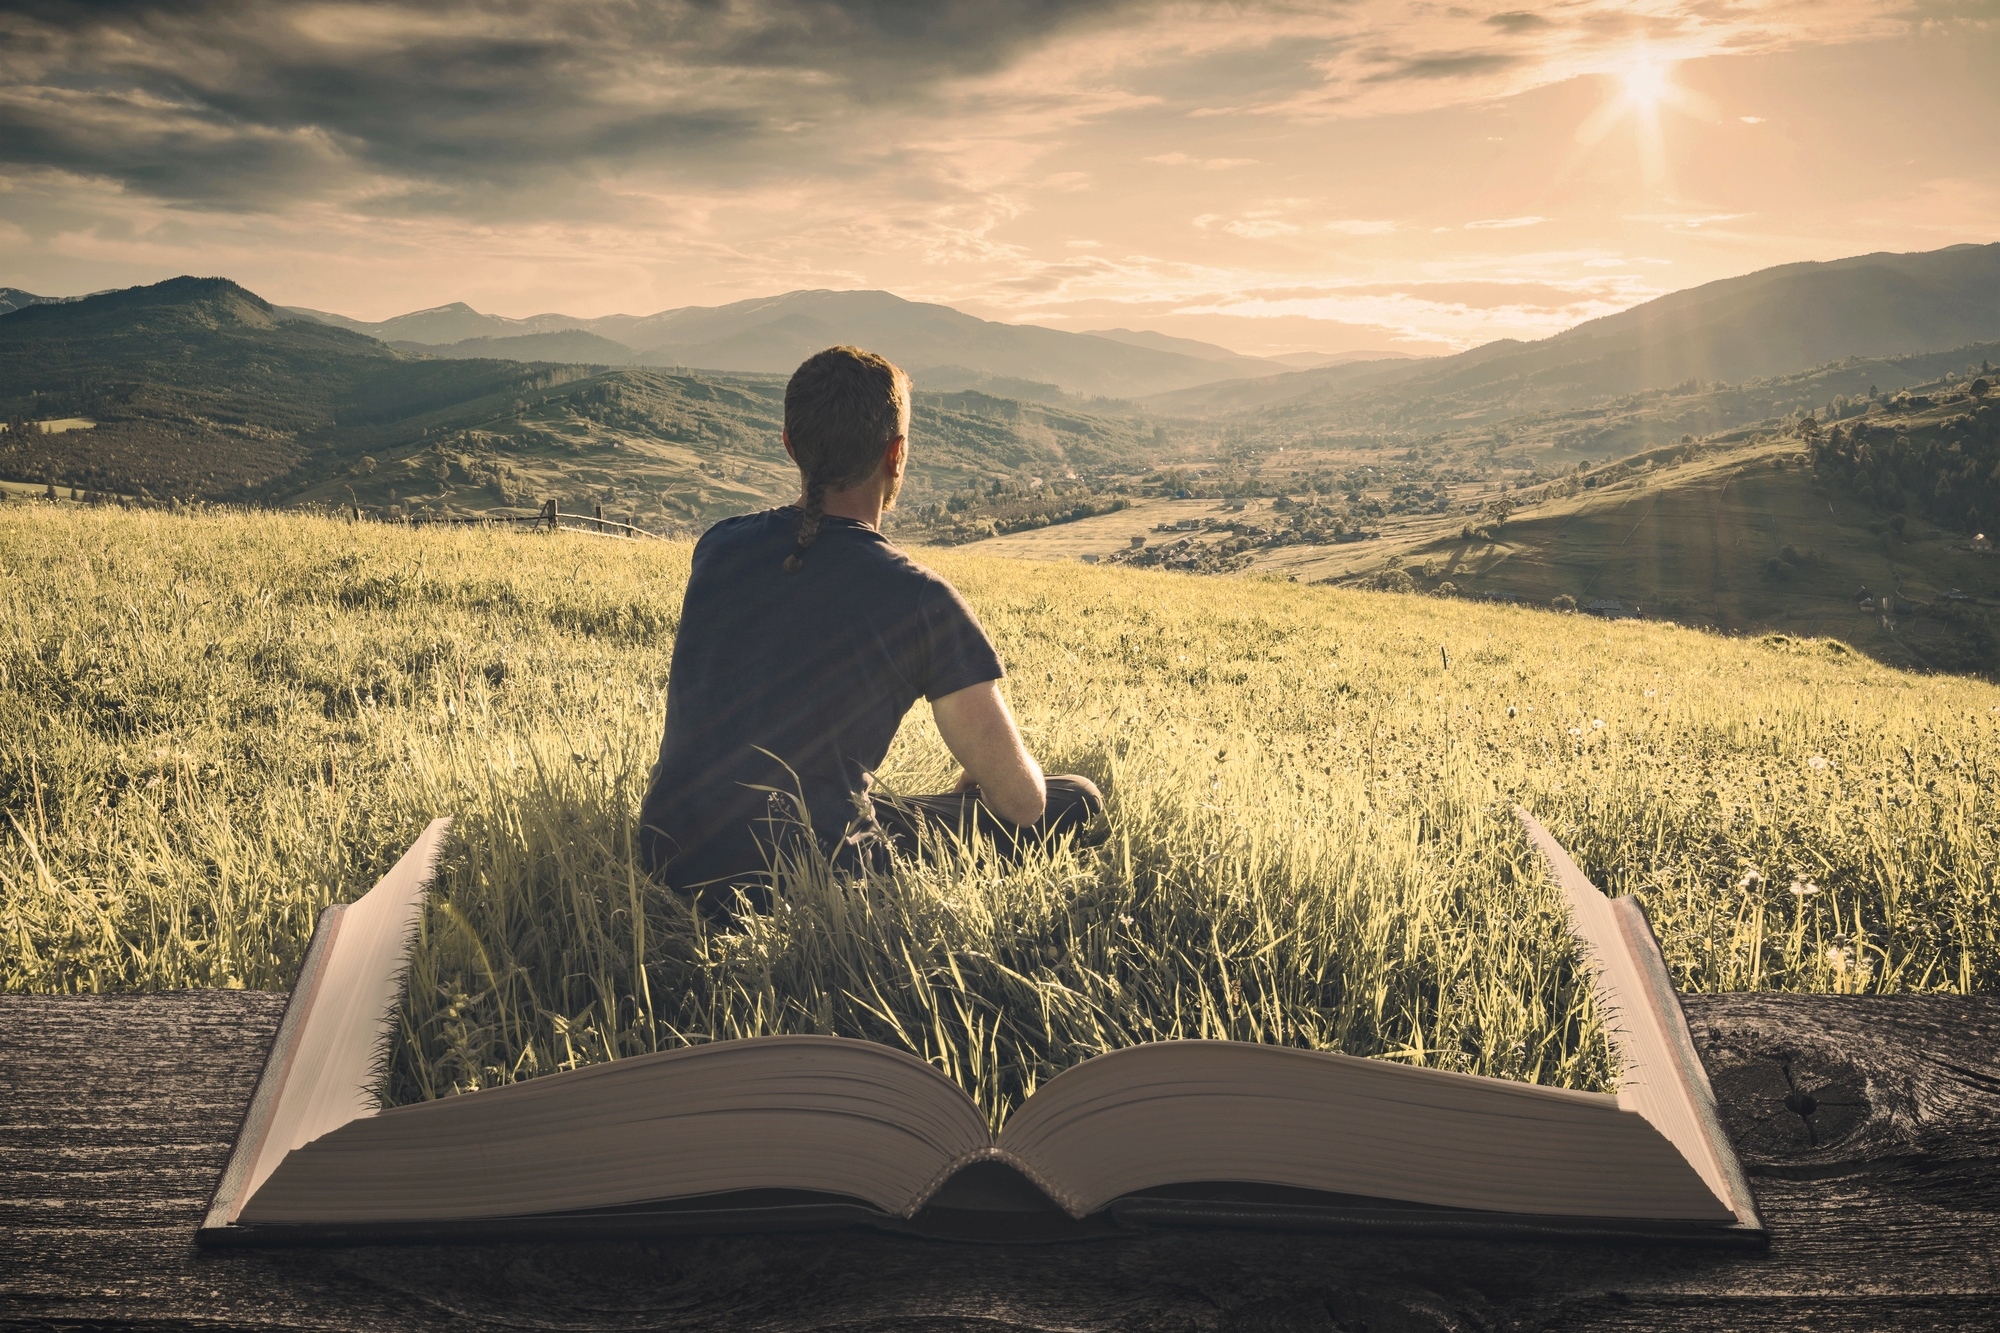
[782,346,910,571]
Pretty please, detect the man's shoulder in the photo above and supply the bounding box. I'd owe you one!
[864,535,960,595]
[698,507,789,546]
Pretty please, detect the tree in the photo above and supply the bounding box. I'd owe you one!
[1551,593,1577,612]
[1972,378,1991,399]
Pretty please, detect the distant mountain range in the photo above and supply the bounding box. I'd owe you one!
[0,277,1157,511]
[0,288,81,317]
[279,290,1302,399]
[1147,243,2000,422]
[8,241,2000,508]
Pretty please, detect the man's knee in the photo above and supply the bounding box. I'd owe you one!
[1043,774,1104,826]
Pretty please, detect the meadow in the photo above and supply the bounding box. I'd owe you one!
[3,507,1996,1127]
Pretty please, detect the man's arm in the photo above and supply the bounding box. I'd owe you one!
[930,680,1046,825]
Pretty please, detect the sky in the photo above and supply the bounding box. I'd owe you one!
[1,1,1996,357]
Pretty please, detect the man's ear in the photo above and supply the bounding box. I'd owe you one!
[782,429,798,465]
[882,434,906,476]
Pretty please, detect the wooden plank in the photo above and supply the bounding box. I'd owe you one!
[3,991,1997,1331]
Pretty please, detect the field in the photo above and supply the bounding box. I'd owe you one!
[4,506,1997,1127]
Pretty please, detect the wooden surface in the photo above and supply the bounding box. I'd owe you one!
[3,991,1998,1332]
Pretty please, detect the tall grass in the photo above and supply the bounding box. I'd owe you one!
[4,508,1996,1122]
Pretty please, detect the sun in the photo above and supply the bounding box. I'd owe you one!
[1570,44,1710,189]
[1620,56,1673,112]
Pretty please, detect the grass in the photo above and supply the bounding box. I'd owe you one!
[4,506,1997,1127]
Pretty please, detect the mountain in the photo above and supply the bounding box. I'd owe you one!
[1,276,416,494]
[1150,243,2000,427]
[1266,349,1420,370]
[286,290,1291,399]
[1142,355,1428,415]
[0,276,1163,515]
[1081,327,1285,373]
[279,301,588,345]
[393,330,640,365]
[0,288,81,317]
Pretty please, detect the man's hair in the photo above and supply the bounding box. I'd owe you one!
[782,346,910,572]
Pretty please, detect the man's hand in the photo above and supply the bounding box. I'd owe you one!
[931,680,1046,826]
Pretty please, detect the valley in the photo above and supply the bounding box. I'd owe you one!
[7,246,2000,675]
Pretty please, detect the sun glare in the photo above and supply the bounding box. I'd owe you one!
[1571,44,1707,191]
[1620,57,1673,111]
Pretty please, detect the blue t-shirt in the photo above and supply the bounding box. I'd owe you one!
[639,507,1004,892]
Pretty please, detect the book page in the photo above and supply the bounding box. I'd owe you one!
[997,1039,1731,1220]
[236,818,448,1211]
[1515,809,1743,1219]
[238,1035,992,1223]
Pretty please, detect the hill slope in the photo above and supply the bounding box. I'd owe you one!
[390,330,641,365]
[1335,429,1999,676]
[0,276,1161,515]
[1151,244,2000,432]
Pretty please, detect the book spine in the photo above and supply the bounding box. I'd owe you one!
[198,904,347,1237]
[1609,896,1766,1235]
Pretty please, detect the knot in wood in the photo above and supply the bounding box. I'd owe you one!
[1710,1051,1870,1164]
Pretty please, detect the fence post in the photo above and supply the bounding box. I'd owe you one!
[593,501,604,533]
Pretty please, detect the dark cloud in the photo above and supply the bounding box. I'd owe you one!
[0,0,1143,210]
[1363,49,1521,82]
[1483,11,1552,34]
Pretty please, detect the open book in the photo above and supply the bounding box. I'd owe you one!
[198,813,1764,1246]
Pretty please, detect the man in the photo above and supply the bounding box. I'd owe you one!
[639,345,1102,913]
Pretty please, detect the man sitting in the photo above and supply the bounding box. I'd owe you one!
[638,345,1103,914]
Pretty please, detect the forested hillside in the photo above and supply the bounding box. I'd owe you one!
[0,277,1162,516]
[1811,377,1999,532]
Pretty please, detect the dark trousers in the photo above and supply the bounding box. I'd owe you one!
[871,774,1105,863]
[674,775,1105,920]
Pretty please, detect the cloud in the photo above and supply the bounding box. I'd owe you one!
[1194,209,1300,238]
[1484,12,1553,35]
[0,0,1917,217]
[1626,212,1749,231]
[1362,50,1522,84]
[1146,151,1257,168]
[1224,218,1299,238]
[0,0,1149,211]
[0,0,1947,351]
[1226,1,1910,122]
[1176,281,1643,349]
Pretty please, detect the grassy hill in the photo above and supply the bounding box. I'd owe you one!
[4,507,1994,1117]
[1333,381,2000,674]
[0,277,1163,518]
